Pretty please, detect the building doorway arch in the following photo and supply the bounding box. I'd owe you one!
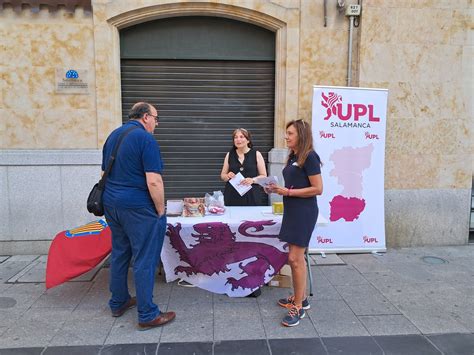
[119,16,275,199]
[95,2,297,150]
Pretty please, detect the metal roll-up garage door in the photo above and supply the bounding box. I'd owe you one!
[120,59,275,200]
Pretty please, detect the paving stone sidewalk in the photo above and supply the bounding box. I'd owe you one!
[0,246,473,354]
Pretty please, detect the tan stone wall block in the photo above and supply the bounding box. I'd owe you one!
[386,82,442,120]
[414,118,462,155]
[438,79,470,119]
[0,67,5,108]
[50,93,94,111]
[35,110,97,149]
[28,67,56,110]
[457,119,473,159]
[0,24,33,68]
[451,9,473,45]
[385,152,439,189]
[385,118,471,189]
[1,108,97,149]
[367,78,469,130]
[364,0,471,9]
[436,154,472,188]
[359,6,397,44]
[30,25,94,68]
[2,69,33,109]
[461,45,473,119]
[359,43,398,82]
[396,8,454,45]
[300,29,348,70]
[0,110,39,149]
[394,44,462,83]
[385,117,418,156]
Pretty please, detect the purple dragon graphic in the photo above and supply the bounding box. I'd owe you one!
[166,220,288,291]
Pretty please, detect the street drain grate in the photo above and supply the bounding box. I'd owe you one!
[422,256,448,264]
[0,297,17,309]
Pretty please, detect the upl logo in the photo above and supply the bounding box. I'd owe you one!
[363,236,379,243]
[317,236,333,244]
[321,92,380,128]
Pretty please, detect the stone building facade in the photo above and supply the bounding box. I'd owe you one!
[0,0,472,254]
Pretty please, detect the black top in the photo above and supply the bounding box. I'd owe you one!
[223,148,263,206]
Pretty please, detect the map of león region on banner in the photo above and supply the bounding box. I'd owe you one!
[329,144,373,222]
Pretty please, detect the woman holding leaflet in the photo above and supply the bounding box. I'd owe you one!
[220,128,268,298]
[220,128,267,206]
[266,119,323,327]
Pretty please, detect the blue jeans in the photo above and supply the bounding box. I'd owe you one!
[104,205,167,323]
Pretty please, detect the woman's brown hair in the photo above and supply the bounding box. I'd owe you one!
[232,128,253,148]
[286,119,314,167]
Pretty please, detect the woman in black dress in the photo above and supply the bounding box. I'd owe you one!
[220,128,267,206]
[267,119,323,327]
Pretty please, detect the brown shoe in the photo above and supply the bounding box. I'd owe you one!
[111,297,136,317]
[138,311,176,331]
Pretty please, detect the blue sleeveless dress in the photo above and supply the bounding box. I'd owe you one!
[279,151,321,247]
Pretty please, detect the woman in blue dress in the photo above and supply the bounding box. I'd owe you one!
[267,119,323,327]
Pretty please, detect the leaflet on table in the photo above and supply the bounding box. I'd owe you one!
[254,176,279,188]
[229,172,252,196]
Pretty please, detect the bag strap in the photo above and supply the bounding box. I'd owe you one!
[99,125,139,188]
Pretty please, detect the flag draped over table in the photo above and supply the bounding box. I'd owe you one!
[162,219,288,297]
[46,219,111,289]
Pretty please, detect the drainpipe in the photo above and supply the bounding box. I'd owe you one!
[347,15,355,86]
[344,3,361,86]
[323,0,327,27]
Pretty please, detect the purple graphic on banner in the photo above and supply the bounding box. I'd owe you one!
[166,221,288,291]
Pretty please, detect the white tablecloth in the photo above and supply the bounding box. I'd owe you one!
[161,206,326,297]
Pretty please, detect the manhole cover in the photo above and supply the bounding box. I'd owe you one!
[0,297,17,309]
[422,256,448,264]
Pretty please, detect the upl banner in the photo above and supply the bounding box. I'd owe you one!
[310,86,388,252]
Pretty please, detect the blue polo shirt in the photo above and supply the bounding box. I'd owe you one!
[102,120,164,208]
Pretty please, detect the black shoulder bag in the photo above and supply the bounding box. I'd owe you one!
[87,126,138,216]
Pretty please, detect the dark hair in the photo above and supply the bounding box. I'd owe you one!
[232,128,253,149]
[128,102,152,120]
[286,119,315,167]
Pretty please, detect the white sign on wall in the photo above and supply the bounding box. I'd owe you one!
[310,85,388,253]
[55,69,89,94]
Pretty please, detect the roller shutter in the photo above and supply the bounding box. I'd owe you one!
[120,59,275,200]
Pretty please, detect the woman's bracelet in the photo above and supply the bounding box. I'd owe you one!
[287,188,291,197]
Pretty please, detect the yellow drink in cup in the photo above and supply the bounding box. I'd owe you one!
[272,202,283,215]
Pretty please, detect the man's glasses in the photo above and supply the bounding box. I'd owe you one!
[148,113,159,123]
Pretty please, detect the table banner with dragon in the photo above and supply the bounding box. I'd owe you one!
[161,209,289,297]
[312,85,387,253]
